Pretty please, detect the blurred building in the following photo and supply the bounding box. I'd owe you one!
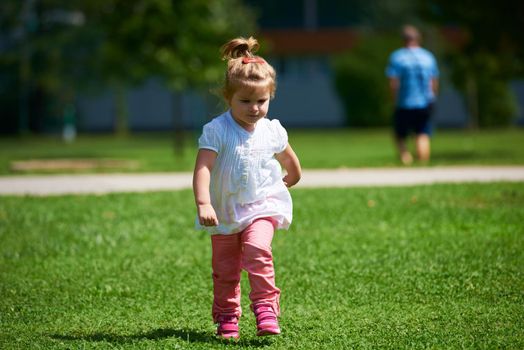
[75,0,520,132]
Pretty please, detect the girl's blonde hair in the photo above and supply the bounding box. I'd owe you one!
[220,36,276,100]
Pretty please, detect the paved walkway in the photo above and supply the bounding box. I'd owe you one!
[1,166,523,196]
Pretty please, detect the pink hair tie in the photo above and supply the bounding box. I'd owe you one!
[242,57,265,64]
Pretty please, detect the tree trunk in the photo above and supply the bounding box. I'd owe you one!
[466,73,479,129]
[172,92,185,157]
[114,85,129,136]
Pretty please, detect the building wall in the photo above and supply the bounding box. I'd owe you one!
[269,57,345,127]
[511,81,524,125]
[76,59,524,132]
[76,79,221,132]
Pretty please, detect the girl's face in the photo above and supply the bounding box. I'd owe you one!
[228,85,270,131]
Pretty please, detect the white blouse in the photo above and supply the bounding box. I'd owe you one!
[196,110,292,235]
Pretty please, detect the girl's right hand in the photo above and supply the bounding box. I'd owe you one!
[197,204,219,226]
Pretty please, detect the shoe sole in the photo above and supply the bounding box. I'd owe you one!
[257,329,281,336]
[217,334,240,341]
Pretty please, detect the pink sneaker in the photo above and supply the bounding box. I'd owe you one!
[253,304,281,336]
[216,314,240,340]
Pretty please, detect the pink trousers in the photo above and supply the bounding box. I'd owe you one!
[211,218,280,322]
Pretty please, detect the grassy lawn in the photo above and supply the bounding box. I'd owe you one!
[1,128,524,175]
[1,183,523,349]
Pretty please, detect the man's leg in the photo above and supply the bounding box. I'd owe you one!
[394,109,413,165]
[396,136,413,165]
[415,133,430,162]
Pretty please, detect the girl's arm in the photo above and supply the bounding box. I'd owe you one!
[193,149,219,226]
[276,144,302,188]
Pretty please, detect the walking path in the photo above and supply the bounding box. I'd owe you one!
[1,166,523,196]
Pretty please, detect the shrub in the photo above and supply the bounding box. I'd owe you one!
[448,51,517,127]
[332,34,398,127]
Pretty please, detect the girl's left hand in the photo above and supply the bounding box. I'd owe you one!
[276,144,302,188]
[282,175,292,187]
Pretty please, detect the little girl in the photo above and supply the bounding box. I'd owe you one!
[193,36,301,339]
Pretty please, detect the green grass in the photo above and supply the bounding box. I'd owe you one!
[0,133,197,175]
[1,183,523,349]
[292,128,524,168]
[1,128,524,175]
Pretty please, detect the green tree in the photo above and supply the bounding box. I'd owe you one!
[1,0,93,133]
[332,33,398,127]
[420,0,524,127]
[0,0,256,135]
[84,0,256,136]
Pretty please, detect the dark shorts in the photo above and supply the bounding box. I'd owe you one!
[393,104,433,138]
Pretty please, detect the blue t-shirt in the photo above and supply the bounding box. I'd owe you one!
[386,47,439,109]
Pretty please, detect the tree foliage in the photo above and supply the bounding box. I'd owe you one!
[332,34,398,127]
[82,0,256,90]
[0,0,256,133]
[420,0,524,127]
[423,0,524,63]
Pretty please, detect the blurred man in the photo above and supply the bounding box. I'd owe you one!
[386,25,439,165]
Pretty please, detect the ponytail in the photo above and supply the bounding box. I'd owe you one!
[220,36,276,100]
[221,37,260,60]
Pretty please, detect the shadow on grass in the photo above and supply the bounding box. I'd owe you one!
[50,327,272,347]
